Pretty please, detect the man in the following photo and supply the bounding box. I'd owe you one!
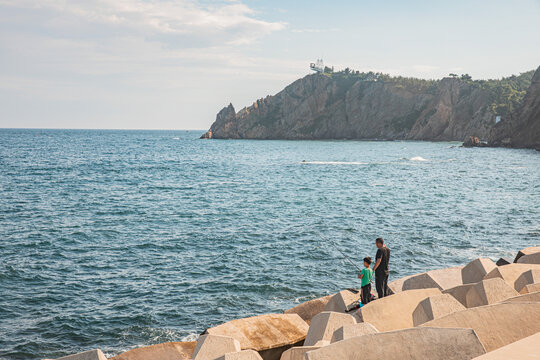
[373,237,390,298]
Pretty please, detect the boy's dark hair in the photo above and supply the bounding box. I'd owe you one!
[376,237,384,245]
[363,257,372,265]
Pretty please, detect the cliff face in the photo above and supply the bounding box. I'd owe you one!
[489,66,540,149]
[202,71,534,143]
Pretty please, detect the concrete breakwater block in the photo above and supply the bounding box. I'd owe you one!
[495,257,512,266]
[517,252,540,264]
[412,294,466,326]
[402,266,463,291]
[279,346,322,360]
[513,246,540,263]
[421,302,540,352]
[304,327,485,360]
[52,350,108,360]
[322,290,360,313]
[471,332,540,359]
[330,322,378,343]
[387,274,414,294]
[111,341,196,360]
[514,269,540,292]
[442,283,475,307]
[462,258,497,284]
[465,278,519,308]
[520,282,540,294]
[501,291,540,303]
[216,350,263,360]
[483,263,540,289]
[193,334,241,360]
[205,313,309,360]
[303,311,355,346]
[284,295,332,325]
[355,288,441,331]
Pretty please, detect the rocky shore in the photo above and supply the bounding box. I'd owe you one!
[201,66,539,149]
[50,246,540,360]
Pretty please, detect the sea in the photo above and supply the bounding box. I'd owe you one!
[0,129,539,359]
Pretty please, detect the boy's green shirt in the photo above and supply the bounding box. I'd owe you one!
[361,267,373,287]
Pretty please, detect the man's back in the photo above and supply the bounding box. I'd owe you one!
[376,246,390,274]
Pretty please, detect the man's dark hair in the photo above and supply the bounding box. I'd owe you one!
[375,237,384,245]
[363,257,372,265]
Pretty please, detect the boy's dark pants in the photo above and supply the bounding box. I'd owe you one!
[375,272,389,298]
[361,284,371,304]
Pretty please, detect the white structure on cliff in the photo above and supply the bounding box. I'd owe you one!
[310,59,325,73]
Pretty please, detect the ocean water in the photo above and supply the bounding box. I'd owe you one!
[0,129,539,359]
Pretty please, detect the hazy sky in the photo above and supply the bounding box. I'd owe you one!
[1,0,539,130]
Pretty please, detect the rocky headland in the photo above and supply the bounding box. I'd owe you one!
[51,245,540,360]
[201,67,539,149]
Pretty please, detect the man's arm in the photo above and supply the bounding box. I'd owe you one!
[373,258,382,272]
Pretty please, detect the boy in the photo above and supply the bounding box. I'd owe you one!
[357,257,373,304]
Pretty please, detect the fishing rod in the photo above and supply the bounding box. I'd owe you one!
[320,234,363,273]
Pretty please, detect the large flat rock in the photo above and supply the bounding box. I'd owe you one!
[513,246,540,263]
[303,311,355,346]
[54,350,107,360]
[483,263,540,289]
[216,350,263,360]
[284,295,332,325]
[355,288,441,331]
[465,278,519,308]
[205,313,309,360]
[193,334,241,360]
[501,291,540,303]
[412,294,465,326]
[462,258,496,284]
[471,332,540,359]
[323,290,360,313]
[402,266,463,291]
[330,322,378,343]
[421,302,540,352]
[520,282,540,294]
[111,342,195,360]
[514,269,540,292]
[304,327,485,360]
[442,283,476,307]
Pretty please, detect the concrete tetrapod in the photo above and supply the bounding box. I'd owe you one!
[465,278,519,308]
[471,332,540,359]
[462,258,497,284]
[514,269,540,293]
[520,282,540,294]
[279,346,322,360]
[517,252,540,264]
[283,295,332,325]
[412,294,466,326]
[355,288,441,331]
[303,311,356,346]
[421,302,540,352]
[54,350,107,360]
[322,290,360,313]
[330,322,378,343]
[304,327,485,360]
[192,334,241,360]
[205,314,309,360]
[402,266,463,291]
[216,350,263,360]
[483,263,540,290]
[513,246,540,263]
[501,291,540,303]
[387,274,414,294]
[442,283,476,307]
[111,342,196,360]
[495,257,512,266]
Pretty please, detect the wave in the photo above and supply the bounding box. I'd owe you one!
[300,161,368,165]
[409,156,428,162]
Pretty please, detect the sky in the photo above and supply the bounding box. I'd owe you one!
[1,0,539,130]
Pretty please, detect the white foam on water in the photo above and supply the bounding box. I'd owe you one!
[172,137,180,140]
[300,161,368,165]
[181,333,199,342]
[409,156,428,162]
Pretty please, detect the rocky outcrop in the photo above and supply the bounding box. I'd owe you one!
[202,69,536,143]
[489,66,540,149]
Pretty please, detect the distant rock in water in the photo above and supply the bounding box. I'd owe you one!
[488,66,540,149]
[202,69,537,145]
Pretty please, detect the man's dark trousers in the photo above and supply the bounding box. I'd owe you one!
[375,272,389,298]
